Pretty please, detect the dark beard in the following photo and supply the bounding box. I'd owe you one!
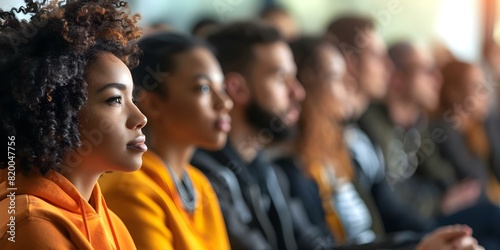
[244,98,296,142]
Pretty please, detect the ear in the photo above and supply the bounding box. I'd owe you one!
[137,91,163,119]
[224,72,250,106]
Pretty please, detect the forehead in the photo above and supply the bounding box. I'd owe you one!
[169,47,223,81]
[319,46,345,67]
[364,31,386,53]
[86,53,132,89]
[403,46,434,68]
[173,47,219,71]
[252,41,295,72]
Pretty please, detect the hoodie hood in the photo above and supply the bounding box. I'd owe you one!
[1,170,86,213]
[0,170,130,250]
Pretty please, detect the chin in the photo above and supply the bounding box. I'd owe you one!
[118,157,143,172]
[199,136,227,151]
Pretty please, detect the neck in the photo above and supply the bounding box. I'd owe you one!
[229,109,262,163]
[386,92,421,129]
[149,127,193,179]
[60,158,101,202]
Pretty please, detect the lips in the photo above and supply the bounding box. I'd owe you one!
[126,135,148,152]
[215,116,231,133]
[285,106,301,125]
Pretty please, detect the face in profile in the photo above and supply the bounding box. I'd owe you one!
[151,47,233,150]
[357,31,392,101]
[461,66,490,121]
[315,45,352,121]
[244,41,305,137]
[406,47,442,111]
[440,62,491,123]
[69,52,148,173]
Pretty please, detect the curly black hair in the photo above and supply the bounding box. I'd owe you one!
[0,0,142,175]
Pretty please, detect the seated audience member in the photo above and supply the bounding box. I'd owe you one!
[99,33,231,250]
[275,37,379,245]
[432,60,500,205]
[190,21,335,250]
[191,17,219,39]
[359,39,500,248]
[260,5,299,41]
[327,16,477,223]
[0,0,144,249]
[275,36,486,250]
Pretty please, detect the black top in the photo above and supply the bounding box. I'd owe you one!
[191,142,334,250]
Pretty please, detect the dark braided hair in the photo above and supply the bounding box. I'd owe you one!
[0,0,142,175]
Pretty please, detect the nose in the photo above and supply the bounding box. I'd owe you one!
[290,77,306,102]
[433,68,443,88]
[214,89,234,112]
[127,102,148,130]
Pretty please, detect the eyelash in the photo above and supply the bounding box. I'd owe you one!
[106,96,122,105]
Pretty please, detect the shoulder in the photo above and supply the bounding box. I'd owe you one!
[186,165,215,192]
[99,170,149,190]
[0,194,63,227]
[0,196,76,249]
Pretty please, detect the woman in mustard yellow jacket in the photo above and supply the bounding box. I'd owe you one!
[100,32,232,250]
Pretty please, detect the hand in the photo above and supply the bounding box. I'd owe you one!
[441,179,481,215]
[416,225,484,250]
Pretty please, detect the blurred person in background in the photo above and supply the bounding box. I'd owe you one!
[360,39,500,248]
[274,37,380,245]
[325,15,475,224]
[191,17,219,39]
[260,5,299,41]
[432,60,500,206]
[99,33,231,250]
[325,15,500,247]
[361,42,482,220]
[272,35,486,250]
[142,21,173,36]
[190,21,334,250]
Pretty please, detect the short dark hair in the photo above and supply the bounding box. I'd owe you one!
[388,42,415,71]
[206,20,282,75]
[326,16,375,56]
[290,36,333,82]
[191,17,219,36]
[259,5,288,19]
[132,32,211,97]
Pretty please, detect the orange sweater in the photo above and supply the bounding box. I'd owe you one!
[0,169,136,250]
[99,151,230,250]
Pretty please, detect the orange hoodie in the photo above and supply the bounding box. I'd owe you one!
[0,169,136,250]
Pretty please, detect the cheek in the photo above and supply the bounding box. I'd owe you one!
[333,83,347,101]
[76,112,127,164]
[169,96,214,130]
[256,82,286,110]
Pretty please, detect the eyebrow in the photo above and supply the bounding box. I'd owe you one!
[96,83,126,93]
[194,74,211,81]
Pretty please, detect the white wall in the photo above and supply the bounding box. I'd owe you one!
[0,0,483,62]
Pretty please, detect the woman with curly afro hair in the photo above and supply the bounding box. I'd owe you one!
[0,0,146,249]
